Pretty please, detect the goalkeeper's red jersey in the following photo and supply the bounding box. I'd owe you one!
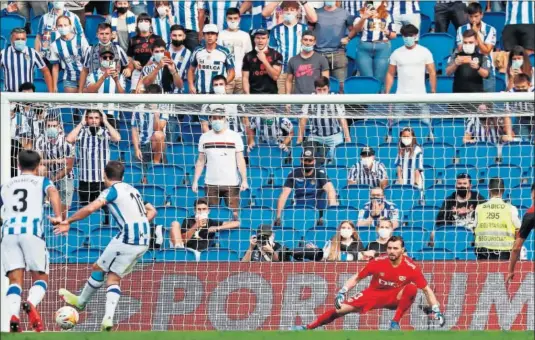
[357,254,428,291]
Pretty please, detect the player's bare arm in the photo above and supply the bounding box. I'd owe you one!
[144,203,157,222]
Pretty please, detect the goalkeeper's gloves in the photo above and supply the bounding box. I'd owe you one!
[334,287,348,310]
[430,305,446,327]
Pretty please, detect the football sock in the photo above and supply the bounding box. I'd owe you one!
[307,308,341,329]
[79,271,105,305]
[103,285,121,323]
[27,280,47,306]
[6,284,22,318]
[393,284,418,323]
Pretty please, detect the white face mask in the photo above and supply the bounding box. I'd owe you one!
[340,229,353,239]
[268,235,275,247]
[462,43,476,54]
[213,85,226,95]
[401,137,412,146]
[378,228,392,239]
[157,6,167,17]
[195,212,209,220]
[138,21,151,32]
[227,20,240,30]
[361,157,373,168]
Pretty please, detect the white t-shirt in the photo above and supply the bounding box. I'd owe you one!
[389,44,434,94]
[217,30,253,78]
[198,129,244,186]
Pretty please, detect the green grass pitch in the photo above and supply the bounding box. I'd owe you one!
[2,331,534,340]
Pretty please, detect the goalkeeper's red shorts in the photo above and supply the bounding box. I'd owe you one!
[343,287,405,313]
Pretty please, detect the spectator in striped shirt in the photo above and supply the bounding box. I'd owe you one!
[463,104,514,145]
[395,127,424,189]
[341,1,365,18]
[507,73,534,141]
[434,0,467,33]
[187,24,235,94]
[108,1,137,53]
[172,0,206,52]
[247,107,294,153]
[36,115,75,218]
[298,76,351,161]
[347,146,389,189]
[0,28,53,92]
[387,1,421,35]
[11,82,47,149]
[131,84,168,165]
[49,15,90,93]
[11,1,49,23]
[167,24,191,93]
[141,38,183,94]
[152,1,175,44]
[503,0,535,54]
[205,1,240,31]
[505,45,534,91]
[129,0,147,16]
[66,109,120,210]
[357,187,400,228]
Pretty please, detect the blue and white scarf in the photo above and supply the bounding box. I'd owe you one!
[111,10,137,44]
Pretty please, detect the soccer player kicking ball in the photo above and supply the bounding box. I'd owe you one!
[294,236,446,331]
[52,161,156,331]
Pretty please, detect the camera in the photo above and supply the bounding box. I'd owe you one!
[257,234,270,246]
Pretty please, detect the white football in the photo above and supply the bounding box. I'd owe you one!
[55,306,79,330]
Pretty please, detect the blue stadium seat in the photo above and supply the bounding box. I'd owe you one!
[458,142,498,168]
[69,248,102,264]
[329,77,340,93]
[484,12,505,44]
[419,1,435,23]
[325,167,348,189]
[278,229,304,249]
[344,76,381,94]
[433,227,474,253]
[334,143,362,167]
[239,14,252,32]
[1,14,26,40]
[145,164,185,188]
[177,123,202,144]
[346,37,358,60]
[391,121,432,142]
[123,165,144,184]
[305,229,336,249]
[456,248,477,260]
[432,119,465,147]
[423,166,436,190]
[155,249,197,262]
[46,229,86,254]
[155,207,188,227]
[524,236,534,261]
[485,165,522,189]
[171,187,206,208]
[253,187,291,209]
[30,14,41,34]
[420,13,432,34]
[428,76,454,93]
[420,33,455,69]
[109,144,121,161]
[350,120,389,148]
[135,185,166,206]
[240,207,274,229]
[376,143,399,168]
[439,165,478,187]
[410,206,439,231]
[413,249,456,261]
[424,185,455,209]
[140,250,154,263]
[501,142,534,174]
[85,15,105,45]
[390,36,404,52]
[218,229,253,255]
[282,208,316,231]
[510,184,533,209]
[323,207,359,228]
[48,249,65,264]
[168,144,197,167]
[199,249,239,262]
[495,76,506,92]
[338,185,371,209]
[88,226,121,249]
[0,36,6,50]
[34,78,48,92]
[249,145,290,168]
[26,34,36,48]
[385,184,421,212]
[209,207,233,221]
[395,228,429,253]
[271,167,292,187]
[249,167,270,189]
[422,142,455,170]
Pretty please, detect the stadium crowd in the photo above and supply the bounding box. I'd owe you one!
[2,1,534,263]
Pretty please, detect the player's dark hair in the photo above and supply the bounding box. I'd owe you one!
[456,173,472,181]
[105,161,125,181]
[151,38,166,50]
[466,2,483,15]
[226,7,240,17]
[97,22,112,32]
[18,150,41,171]
[170,24,186,34]
[18,82,35,92]
[514,73,531,84]
[400,24,419,37]
[212,74,228,85]
[488,177,505,195]
[314,76,330,89]
[302,30,315,40]
[387,236,405,248]
[145,84,163,94]
[462,29,477,39]
[194,198,209,208]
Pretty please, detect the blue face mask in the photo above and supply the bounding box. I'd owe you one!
[325,1,336,7]
[13,40,26,52]
[211,119,226,132]
[302,45,314,53]
[283,13,296,22]
[512,59,524,69]
[46,127,60,139]
[58,26,71,36]
[403,36,416,47]
[153,52,164,63]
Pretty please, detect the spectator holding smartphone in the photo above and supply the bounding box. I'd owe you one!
[141,39,183,93]
[505,45,534,90]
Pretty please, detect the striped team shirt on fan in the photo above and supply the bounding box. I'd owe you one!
[37,9,84,58]
[0,174,54,237]
[152,16,175,44]
[131,105,169,145]
[200,104,247,135]
[301,101,345,137]
[506,87,535,112]
[250,116,293,144]
[98,182,151,245]
[506,0,535,25]
[205,1,240,30]
[0,46,47,92]
[85,69,126,118]
[83,44,129,74]
[387,1,420,16]
[170,46,192,90]
[341,1,365,17]
[456,22,497,48]
[49,34,90,83]
[198,129,244,186]
[464,117,504,144]
[395,145,424,189]
[251,1,268,29]
[173,0,205,31]
[358,199,399,226]
[190,44,235,94]
[35,134,75,179]
[354,14,394,42]
[269,23,307,72]
[76,126,111,182]
[347,160,389,187]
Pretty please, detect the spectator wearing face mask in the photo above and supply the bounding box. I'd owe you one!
[395,127,424,190]
[141,38,183,94]
[507,74,535,141]
[108,1,137,53]
[347,147,389,189]
[242,225,293,262]
[152,1,176,44]
[463,104,515,145]
[193,105,249,222]
[366,217,394,256]
[357,187,399,228]
[10,83,47,150]
[446,29,489,93]
[217,8,253,94]
[505,45,534,91]
[242,28,283,95]
[166,25,191,93]
[323,221,375,261]
[205,1,241,32]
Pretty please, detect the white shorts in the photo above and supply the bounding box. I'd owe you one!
[1,235,49,274]
[96,238,148,278]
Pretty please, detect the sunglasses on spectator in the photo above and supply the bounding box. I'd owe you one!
[101,56,113,60]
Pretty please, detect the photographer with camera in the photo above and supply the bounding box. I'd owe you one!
[241,225,293,262]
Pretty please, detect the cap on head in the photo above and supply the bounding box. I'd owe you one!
[302,148,315,161]
[253,28,269,37]
[203,24,219,34]
[99,44,115,57]
[257,224,273,236]
[209,104,226,113]
[360,147,375,156]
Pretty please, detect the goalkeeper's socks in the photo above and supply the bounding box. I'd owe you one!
[6,284,22,318]
[79,271,105,305]
[27,280,47,307]
[393,284,418,323]
[306,308,340,329]
[103,285,121,322]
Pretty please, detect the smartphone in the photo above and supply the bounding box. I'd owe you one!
[164,51,171,59]
[109,60,116,69]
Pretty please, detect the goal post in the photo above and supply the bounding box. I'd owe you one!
[0,91,534,332]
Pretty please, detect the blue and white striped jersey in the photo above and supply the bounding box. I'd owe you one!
[354,15,394,42]
[190,45,235,94]
[395,144,424,189]
[0,46,47,92]
[269,23,307,73]
[465,117,504,144]
[251,0,268,29]
[301,101,345,137]
[506,87,535,112]
[347,159,389,187]
[358,199,399,226]
[85,69,126,118]
[37,9,84,58]
[152,16,175,44]
[131,106,169,145]
[387,1,420,16]
[173,0,205,31]
[250,116,293,144]
[49,34,90,82]
[205,1,241,30]
[456,22,497,47]
[76,126,111,182]
[35,134,75,179]
[83,44,129,74]
[98,182,151,246]
[505,0,535,25]
[170,46,192,91]
[341,1,365,17]
[1,174,54,238]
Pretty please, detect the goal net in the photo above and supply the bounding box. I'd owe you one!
[1,92,534,332]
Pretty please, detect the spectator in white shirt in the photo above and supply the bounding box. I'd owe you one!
[217,7,253,94]
[192,104,249,221]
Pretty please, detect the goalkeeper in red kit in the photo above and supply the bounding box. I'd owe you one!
[294,236,446,331]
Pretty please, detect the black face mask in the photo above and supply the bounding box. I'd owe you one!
[116,7,128,14]
[456,187,469,198]
[89,126,99,135]
[515,88,529,92]
[302,164,315,173]
[171,39,184,47]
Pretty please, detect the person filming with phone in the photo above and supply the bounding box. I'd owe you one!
[241,225,293,262]
[141,38,183,93]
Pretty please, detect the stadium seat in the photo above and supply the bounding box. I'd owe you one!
[419,1,435,23]
[458,142,498,168]
[0,36,5,50]
[409,206,439,231]
[385,185,421,212]
[123,165,144,184]
[46,229,86,254]
[1,14,26,40]
[420,33,455,69]
[305,229,336,249]
[420,14,432,34]
[329,77,340,93]
[391,121,432,142]
[334,143,362,167]
[88,227,121,249]
[240,207,274,229]
[155,249,197,262]
[26,34,36,48]
[168,144,197,167]
[85,15,105,45]
[253,187,291,209]
[495,76,506,92]
[177,123,202,144]
[350,120,389,148]
[485,165,522,189]
[135,185,166,206]
[325,167,349,189]
[282,208,317,231]
[424,185,455,210]
[30,14,41,34]
[390,36,404,52]
[432,119,465,147]
[199,249,239,262]
[422,142,455,170]
[484,12,505,44]
[34,78,48,92]
[456,248,477,260]
[145,164,186,188]
[69,248,102,264]
[155,206,188,227]
[278,229,304,249]
[323,207,359,228]
[376,143,399,168]
[249,145,290,168]
[270,167,292,187]
[218,229,253,255]
[413,249,456,261]
[140,250,154,263]
[428,76,454,93]
[249,167,270,189]
[395,228,428,253]
[433,226,474,253]
[209,207,233,221]
[344,76,381,94]
[338,185,371,209]
[239,14,252,32]
[501,142,534,174]
[439,165,478,187]
[510,184,533,209]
